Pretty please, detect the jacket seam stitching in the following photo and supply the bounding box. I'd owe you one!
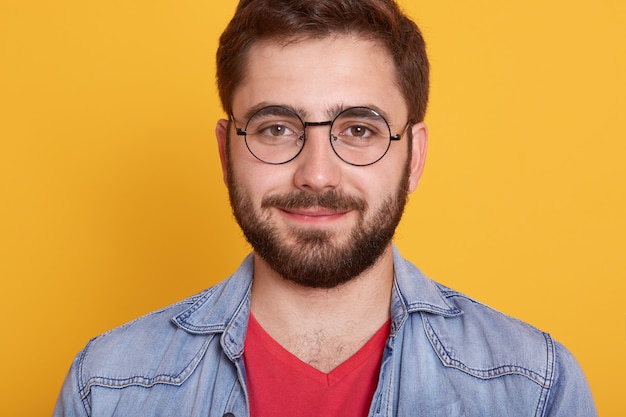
[422,312,548,386]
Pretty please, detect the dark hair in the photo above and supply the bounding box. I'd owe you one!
[216,0,429,123]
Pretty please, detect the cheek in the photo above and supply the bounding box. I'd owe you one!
[229,158,291,203]
[362,156,408,195]
[228,137,262,186]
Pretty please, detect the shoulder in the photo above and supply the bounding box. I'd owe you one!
[437,283,547,345]
[76,289,215,385]
[55,276,254,416]
[86,289,206,350]
[73,275,247,393]
[421,283,568,387]
[393,249,554,380]
[441,286,595,414]
[73,257,255,388]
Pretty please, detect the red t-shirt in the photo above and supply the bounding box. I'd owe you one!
[243,314,390,417]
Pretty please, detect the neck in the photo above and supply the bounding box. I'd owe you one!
[249,245,394,371]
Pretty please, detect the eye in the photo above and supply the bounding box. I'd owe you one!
[344,124,372,138]
[332,107,390,145]
[335,121,381,144]
[262,123,297,137]
[247,108,302,140]
[251,119,303,147]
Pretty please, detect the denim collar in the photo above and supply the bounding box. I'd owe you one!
[172,245,462,358]
[389,245,462,336]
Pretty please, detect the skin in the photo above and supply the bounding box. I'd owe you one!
[216,35,428,372]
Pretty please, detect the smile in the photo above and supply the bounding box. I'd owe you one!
[278,207,350,224]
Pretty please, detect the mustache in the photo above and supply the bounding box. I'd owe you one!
[261,190,367,212]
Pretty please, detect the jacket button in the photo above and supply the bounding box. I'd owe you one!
[223,414,235,417]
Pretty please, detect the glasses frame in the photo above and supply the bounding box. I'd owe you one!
[230,106,410,166]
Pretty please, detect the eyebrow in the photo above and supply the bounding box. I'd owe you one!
[238,102,288,121]
[250,106,301,119]
[237,102,396,125]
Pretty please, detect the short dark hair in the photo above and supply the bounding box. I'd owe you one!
[216,0,430,123]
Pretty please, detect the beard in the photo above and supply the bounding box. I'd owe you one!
[226,144,411,289]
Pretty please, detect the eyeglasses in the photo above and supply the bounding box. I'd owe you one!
[231,106,409,166]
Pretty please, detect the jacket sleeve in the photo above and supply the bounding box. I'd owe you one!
[53,353,90,417]
[543,340,597,417]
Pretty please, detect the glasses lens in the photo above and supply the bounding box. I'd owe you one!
[331,107,392,166]
[244,106,304,164]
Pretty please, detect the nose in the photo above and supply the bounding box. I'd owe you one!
[292,124,342,192]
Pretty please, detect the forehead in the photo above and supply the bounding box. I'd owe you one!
[231,35,407,123]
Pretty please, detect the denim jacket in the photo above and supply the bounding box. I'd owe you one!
[54,247,597,417]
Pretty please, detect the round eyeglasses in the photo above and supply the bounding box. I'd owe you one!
[231,106,409,166]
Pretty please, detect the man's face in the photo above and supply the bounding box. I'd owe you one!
[216,35,427,288]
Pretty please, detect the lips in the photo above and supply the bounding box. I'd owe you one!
[280,206,350,221]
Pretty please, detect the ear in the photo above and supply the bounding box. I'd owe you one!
[216,119,230,185]
[407,121,428,193]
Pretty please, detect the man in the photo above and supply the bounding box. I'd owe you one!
[54,0,597,416]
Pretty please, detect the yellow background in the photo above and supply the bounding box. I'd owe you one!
[1,0,624,415]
